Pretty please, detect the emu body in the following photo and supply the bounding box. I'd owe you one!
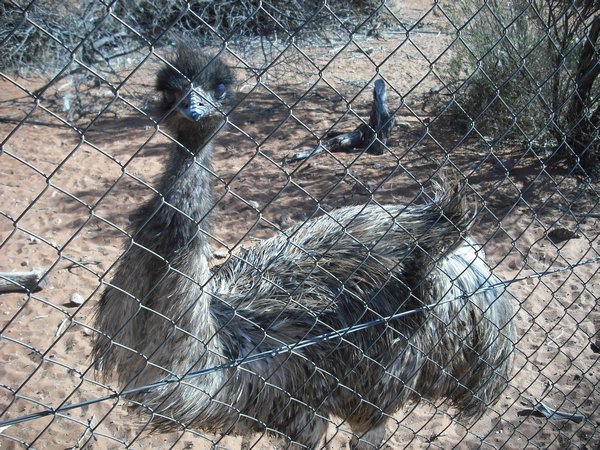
[93,41,515,449]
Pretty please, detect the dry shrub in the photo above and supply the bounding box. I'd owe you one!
[1,0,384,74]
[1,0,386,122]
[444,0,600,177]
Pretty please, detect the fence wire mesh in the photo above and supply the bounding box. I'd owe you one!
[1,0,599,449]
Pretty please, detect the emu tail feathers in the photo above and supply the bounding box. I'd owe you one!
[404,175,516,420]
[411,174,475,261]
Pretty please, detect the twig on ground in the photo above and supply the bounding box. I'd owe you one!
[0,270,47,294]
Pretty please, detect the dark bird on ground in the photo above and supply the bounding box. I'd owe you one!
[93,39,515,449]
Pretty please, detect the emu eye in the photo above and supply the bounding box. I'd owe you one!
[214,83,227,100]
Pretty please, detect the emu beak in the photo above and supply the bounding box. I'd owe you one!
[179,90,213,122]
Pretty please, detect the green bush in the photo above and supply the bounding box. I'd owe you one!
[444,0,599,176]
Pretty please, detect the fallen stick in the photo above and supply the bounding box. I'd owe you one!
[518,401,586,423]
[0,270,48,294]
[286,79,395,163]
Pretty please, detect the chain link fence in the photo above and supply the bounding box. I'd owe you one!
[1,1,599,449]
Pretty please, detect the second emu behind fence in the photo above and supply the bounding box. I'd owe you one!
[92,40,516,449]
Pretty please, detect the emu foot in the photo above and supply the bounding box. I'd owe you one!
[349,423,386,450]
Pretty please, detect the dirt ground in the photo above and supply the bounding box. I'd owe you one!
[1,1,599,449]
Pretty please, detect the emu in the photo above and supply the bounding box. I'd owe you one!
[92,40,515,449]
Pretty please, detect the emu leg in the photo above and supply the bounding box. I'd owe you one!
[285,414,329,450]
[349,420,387,450]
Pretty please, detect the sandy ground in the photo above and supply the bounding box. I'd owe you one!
[1,1,599,449]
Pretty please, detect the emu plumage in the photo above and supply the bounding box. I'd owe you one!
[92,40,515,449]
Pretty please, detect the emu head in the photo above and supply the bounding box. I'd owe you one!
[156,39,233,145]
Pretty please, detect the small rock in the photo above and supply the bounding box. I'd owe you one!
[247,200,260,210]
[66,292,85,307]
[396,120,411,130]
[350,182,372,196]
[213,249,230,259]
[27,237,39,245]
[20,260,28,267]
[547,228,579,244]
[277,215,294,229]
[507,259,519,270]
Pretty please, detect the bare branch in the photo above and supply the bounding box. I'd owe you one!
[286,79,396,163]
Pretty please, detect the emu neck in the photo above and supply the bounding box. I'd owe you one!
[135,122,215,264]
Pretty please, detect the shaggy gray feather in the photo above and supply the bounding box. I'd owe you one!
[93,40,515,449]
